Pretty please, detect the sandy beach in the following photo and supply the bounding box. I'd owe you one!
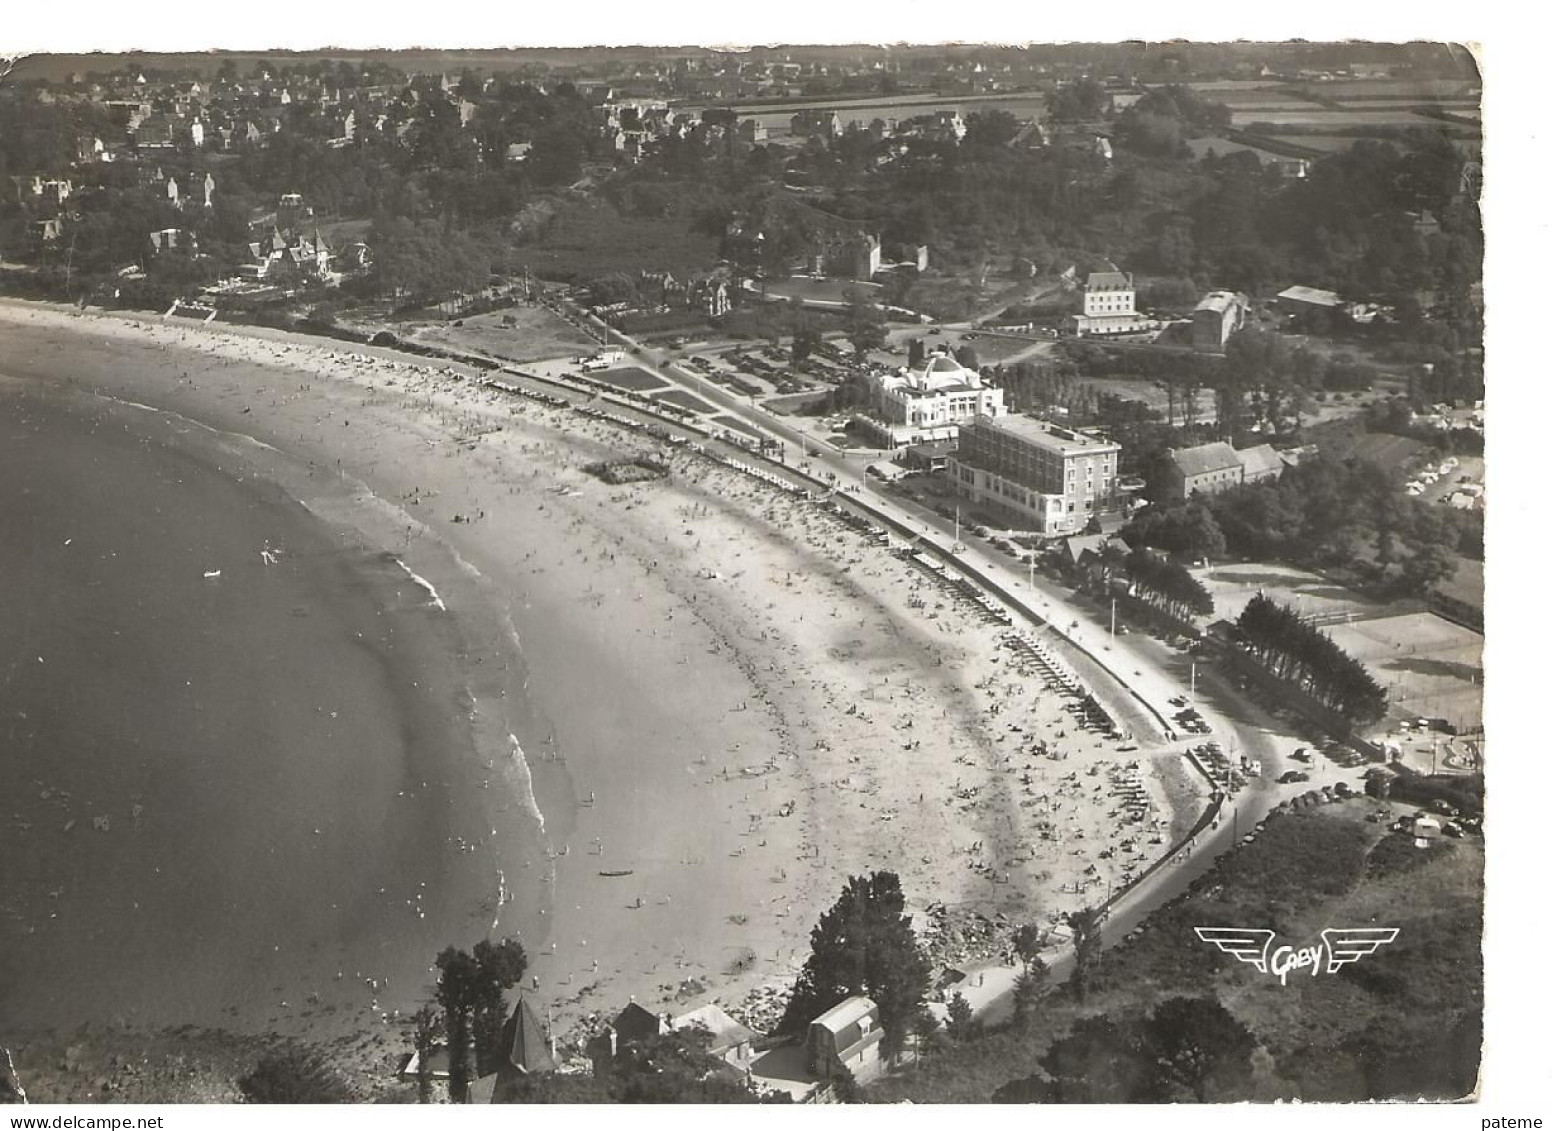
[0,300,1207,1057]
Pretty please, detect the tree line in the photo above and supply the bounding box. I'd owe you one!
[1235,593,1388,723]
[1124,548,1215,622]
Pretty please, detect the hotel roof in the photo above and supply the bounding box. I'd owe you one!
[973,414,1120,454]
[1086,270,1132,291]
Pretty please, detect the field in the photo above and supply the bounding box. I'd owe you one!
[1187,136,1307,161]
[1258,134,1385,153]
[588,366,670,393]
[1312,79,1480,99]
[1235,109,1466,128]
[398,304,597,364]
[1325,612,1483,731]
[715,92,1048,137]
[1204,94,1316,110]
[760,276,883,304]
[1199,561,1381,627]
[1063,374,1218,424]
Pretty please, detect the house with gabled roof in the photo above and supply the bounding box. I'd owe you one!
[1237,443,1283,485]
[670,1003,757,1069]
[1162,441,1243,500]
[148,228,198,256]
[805,996,884,1083]
[586,1000,670,1079]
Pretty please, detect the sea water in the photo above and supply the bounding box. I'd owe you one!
[0,378,536,1035]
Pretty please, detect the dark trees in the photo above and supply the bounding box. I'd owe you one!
[945,992,975,1041]
[367,217,493,306]
[1123,503,1226,561]
[434,937,528,1101]
[844,290,889,361]
[1143,997,1260,1102]
[791,313,822,366]
[1048,78,1112,123]
[1069,906,1104,1002]
[1236,593,1387,722]
[778,871,931,1059]
[412,1005,441,1105]
[1031,997,1259,1102]
[1123,549,1215,621]
[611,1029,766,1103]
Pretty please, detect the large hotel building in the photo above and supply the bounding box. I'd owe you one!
[947,414,1123,536]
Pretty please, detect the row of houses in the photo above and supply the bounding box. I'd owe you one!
[1159,440,1286,500]
[404,993,884,1103]
[635,267,735,317]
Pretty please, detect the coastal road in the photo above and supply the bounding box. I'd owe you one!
[559,317,1243,750]
[499,313,1367,1013]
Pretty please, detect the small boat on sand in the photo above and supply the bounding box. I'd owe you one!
[598,869,634,878]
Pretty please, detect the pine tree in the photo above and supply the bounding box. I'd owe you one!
[778,872,931,1059]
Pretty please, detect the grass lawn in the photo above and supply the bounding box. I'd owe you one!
[760,276,882,304]
[711,415,763,439]
[651,388,715,414]
[763,391,829,415]
[589,366,668,393]
[399,305,598,364]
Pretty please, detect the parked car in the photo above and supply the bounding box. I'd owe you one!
[1278,770,1310,784]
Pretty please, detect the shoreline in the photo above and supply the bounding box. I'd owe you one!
[0,371,546,1047]
[0,299,1213,1057]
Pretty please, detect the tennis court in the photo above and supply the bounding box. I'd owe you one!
[1325,612,1483,731]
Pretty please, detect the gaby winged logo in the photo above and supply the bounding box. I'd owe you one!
[1194,926,1399,985]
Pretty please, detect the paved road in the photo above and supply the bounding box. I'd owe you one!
[536,305,1375,1029]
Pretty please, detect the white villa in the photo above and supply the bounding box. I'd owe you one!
[1066,268,1154,337]
[854,352,1006,448]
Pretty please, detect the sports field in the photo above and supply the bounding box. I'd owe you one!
[1325,612,1483,732]
[1199,561,1379,625]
